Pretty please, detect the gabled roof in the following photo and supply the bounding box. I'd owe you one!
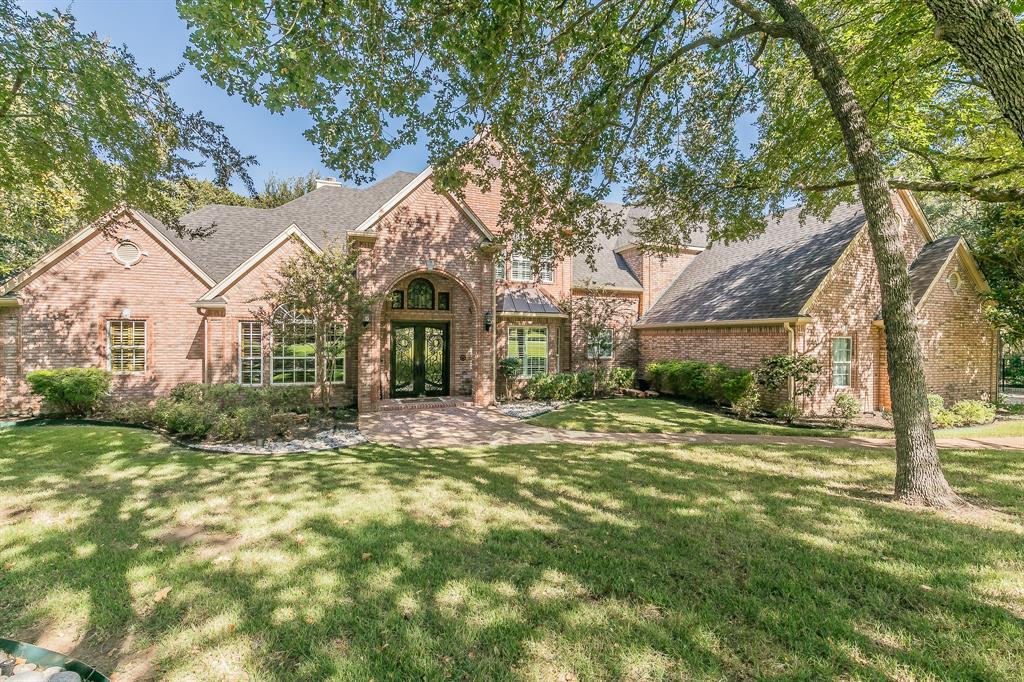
[572,203,708,291]
[909,235,961,305]
[155,171,419,282]
[637,202,868,326]
[0,205,215,297]
[572,230,644,291]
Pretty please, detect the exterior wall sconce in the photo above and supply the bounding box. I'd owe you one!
[483,311,493,331]
[362,313,371,328]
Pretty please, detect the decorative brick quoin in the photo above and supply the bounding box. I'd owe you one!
[0,162,998,415]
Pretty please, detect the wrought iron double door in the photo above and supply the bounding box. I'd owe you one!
[390,322,450,397]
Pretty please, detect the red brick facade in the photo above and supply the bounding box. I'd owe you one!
[637,197,999,414]
[0,189,999,417]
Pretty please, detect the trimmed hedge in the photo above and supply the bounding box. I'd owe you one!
[646,360,754,406]
[26,368,112,416]
[522,367,636,401]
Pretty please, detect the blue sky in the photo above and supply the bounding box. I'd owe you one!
[21,0,432,192]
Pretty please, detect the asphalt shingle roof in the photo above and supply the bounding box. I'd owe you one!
[572,203,709,291]
[639,202,868,325]
[151,172,419,281]
[908,235,960,306]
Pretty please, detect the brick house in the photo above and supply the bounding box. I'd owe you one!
[0,164,997,415]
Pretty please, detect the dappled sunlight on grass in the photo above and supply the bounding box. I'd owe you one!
[528,397,857,436]
[0,424,1023,679]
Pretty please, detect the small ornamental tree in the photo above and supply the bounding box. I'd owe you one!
[558,280,638,371]
[755,354,823,409]
[252,238,381,411]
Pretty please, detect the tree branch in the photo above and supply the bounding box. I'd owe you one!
[798,177,1024,202]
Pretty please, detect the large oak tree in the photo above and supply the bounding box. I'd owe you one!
[179,0,1024,507]
[0,0,255,275]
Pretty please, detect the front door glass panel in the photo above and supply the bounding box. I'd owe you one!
[390,323,449,397]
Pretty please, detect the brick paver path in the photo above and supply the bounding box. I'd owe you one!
[359,406,1023,451]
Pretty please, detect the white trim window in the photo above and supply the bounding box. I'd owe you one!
[325,322,346,383]
[271,306,316,384]
[832,337,853,388]
[510,252,533,281]
[108,320,146,373]
[495,257,506,282]
[586,328,614,359]
[239,321,263,386]
[539,252,554,283]
[508,326,549,377]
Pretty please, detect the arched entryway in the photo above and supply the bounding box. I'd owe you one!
[359,268,493,411]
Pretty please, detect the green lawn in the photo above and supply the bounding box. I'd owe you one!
[529,397,1024,441]
[2,425,1023,680]
[528,398,854,436]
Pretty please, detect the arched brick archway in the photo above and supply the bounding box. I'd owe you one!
[358,267,495,412]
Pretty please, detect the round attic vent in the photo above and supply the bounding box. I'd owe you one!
[114,241,142,267]
[947,270,963,293]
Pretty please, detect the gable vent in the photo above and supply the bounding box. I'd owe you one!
[114,241,142,267]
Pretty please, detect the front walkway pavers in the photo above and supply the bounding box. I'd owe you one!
[359,406,1024,451]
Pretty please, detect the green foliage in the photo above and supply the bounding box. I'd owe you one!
[25,368,111,416]
[646,361,756,409]
[773,400,803,424]
[830,392,860,429]
[212,405,272,442]
[158,400,216,439]
[252,240,379,411]
[732,385,761,420]
[498,357,522,380]
[604,367,636,392]
[179,0,1024,263]
[755,355,823,399]
[524,372,597,401]
[1004,354,1024,387]
[928,396,996,428]
[0,0,253,255]
[254,172,320,208]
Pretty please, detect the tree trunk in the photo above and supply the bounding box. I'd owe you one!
[924,0,1024,148]
[766,0,962,508]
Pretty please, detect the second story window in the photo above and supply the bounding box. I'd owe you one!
[495,258,506,281]
[539,253,554,283]
[510,252,532,281]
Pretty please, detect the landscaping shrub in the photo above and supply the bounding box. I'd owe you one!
[773,400,802,424]
[524,372,597,401]
[159,401,216,438]
[732,384,761,419]
[645,361,755,408]
[106,400,155,426]
[948,400,996,426]
[212,405,273,441]
[25,368,112,416]
[754,355,822,400]
[830,392,860,429]
[603,367,636,392]
[927,395,996,428]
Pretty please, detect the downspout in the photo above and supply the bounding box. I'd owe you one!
[784,322,796,404]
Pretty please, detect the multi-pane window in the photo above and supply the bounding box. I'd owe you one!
[832,337,853,388]
[495,258,506,282]
[108,320,146,372]
[510,252,533,281]
[508,326,549,377]
[586,328,614,359]
[239,321,262,386]
[325,323,346,383]
[539,253,554,283]
[271,306,316,384]
[407,278,435,309]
